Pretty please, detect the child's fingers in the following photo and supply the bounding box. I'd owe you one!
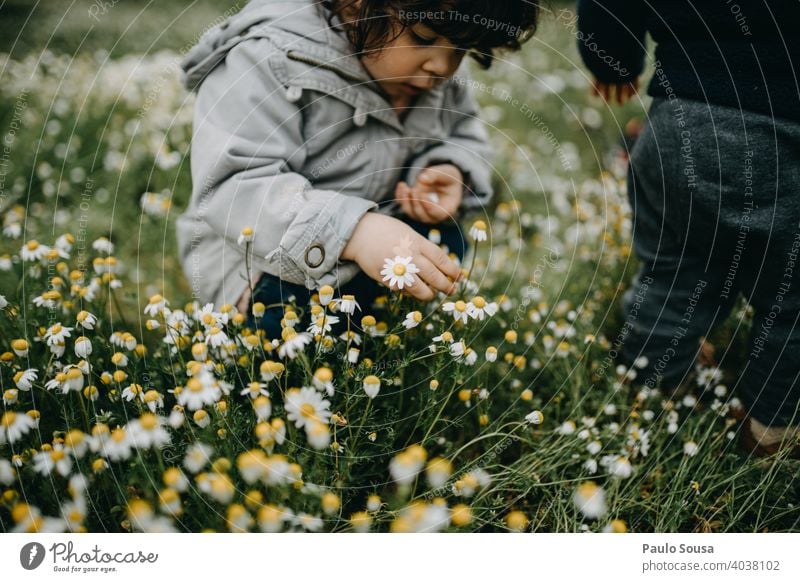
[414,255,458,296]
[422,242,462,284]
[395,182,417,219]
[396,273,435,301]
[409,187,437,223]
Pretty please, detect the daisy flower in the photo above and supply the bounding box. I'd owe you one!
[121,383,145,403]
[525,410,544,425]
[389,447,426,486]
[312,368,335,397]
[335,294,360,315]
[573,481,607,519]
[13,369,38,391]
[318,285,335,307]
[237,227,254,246]
[259,360,285,382]
[442,300,469,324]
[403,311,422,329]
[363,375,381,399]
[284,387,332,429]
[307,313,340,336]
[92,237,114,254]
[204,326,229,348]
[74,337,92,358]
[33,445,72,477]
[143,294,169,318]
[44,323,72,346]
[177,372,222,410]
[278,329,313,359]
[195,302,228,329]
[469,220,488,242]
[305,420,331,450]
[183,442,212,473]
[466,296,498,320]
[240,382,270,400]
[20,240,50,261]
[11,338,29,357]
[0,411,37,445]
[380,255,419,290]
[603,455,633,479]
[126,414,171,450]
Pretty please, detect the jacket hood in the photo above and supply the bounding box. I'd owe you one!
[180,0,367,91]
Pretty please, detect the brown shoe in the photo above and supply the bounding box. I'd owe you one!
[739,417,800,460]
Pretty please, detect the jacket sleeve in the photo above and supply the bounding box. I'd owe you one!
[188,37,378,288]
[576,0,647,83]
[403,63,494,214]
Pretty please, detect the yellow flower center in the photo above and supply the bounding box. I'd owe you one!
[139,413,158,430]
[454,300,467,312]
[393,263,406,276]
[299,403,316,419]
[2,412,16,428]
[315,368,333,382]
[472,296,486,309]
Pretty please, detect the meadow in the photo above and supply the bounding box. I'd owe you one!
[0,0,796,532]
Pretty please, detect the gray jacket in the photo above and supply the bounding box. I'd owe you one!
[176,0,494,308]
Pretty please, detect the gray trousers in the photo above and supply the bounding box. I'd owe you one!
[621,97,800,427]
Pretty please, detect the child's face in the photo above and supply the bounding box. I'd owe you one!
[359,21,465,102]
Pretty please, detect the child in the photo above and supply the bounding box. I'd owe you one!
[576,0,800,457]
[176,0,540,338]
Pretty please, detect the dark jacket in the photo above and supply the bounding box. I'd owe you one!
[575,0,800,121]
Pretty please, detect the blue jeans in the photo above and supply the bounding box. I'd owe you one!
[247,214,469,339]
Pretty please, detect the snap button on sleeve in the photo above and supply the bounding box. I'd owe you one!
[304,243,325,268]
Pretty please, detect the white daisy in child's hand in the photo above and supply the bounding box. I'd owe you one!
[403,310,422,329]
[285,387,332,429]
[0,411,37,445]
[381,255,419,290]
[442,300,469,324]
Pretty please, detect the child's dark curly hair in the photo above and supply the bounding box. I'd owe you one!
[321,0,541,69]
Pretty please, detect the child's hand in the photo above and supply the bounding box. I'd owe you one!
[591,77,639,105]
[394,163,464,224]
[341,212,462,301]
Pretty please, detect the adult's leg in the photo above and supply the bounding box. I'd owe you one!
[619,98,738,392]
